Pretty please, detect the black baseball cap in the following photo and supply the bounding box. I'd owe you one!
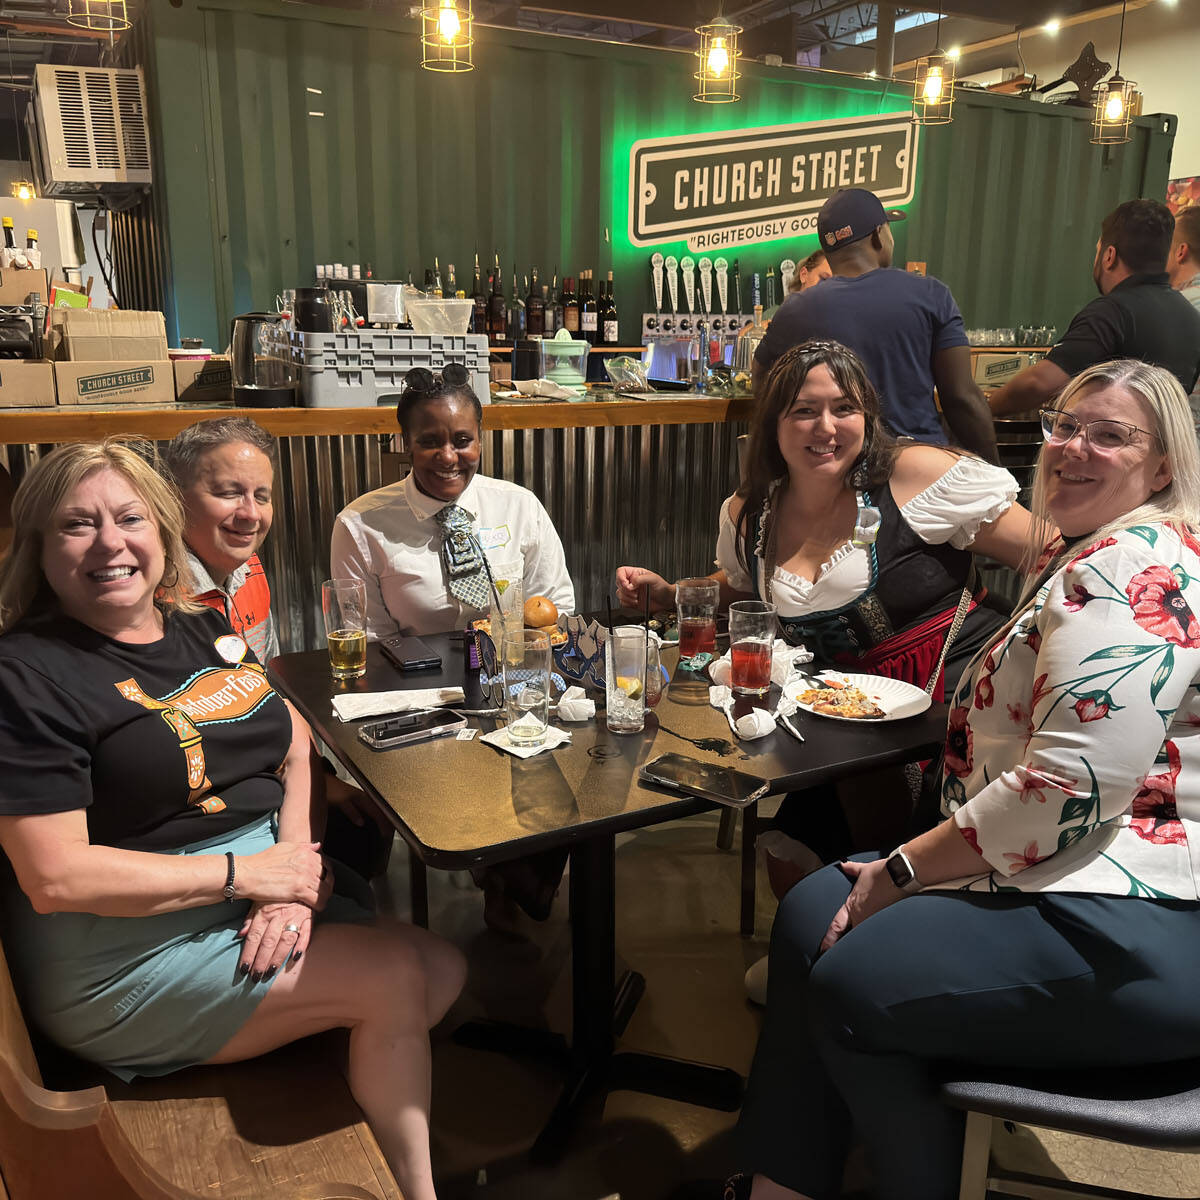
[817,188,906,250]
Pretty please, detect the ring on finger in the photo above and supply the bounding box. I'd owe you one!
[283,923,301,933]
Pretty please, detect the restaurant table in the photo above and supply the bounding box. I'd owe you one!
[269,633,948,1161]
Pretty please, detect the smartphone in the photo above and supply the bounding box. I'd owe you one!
[380,634,442,672]
[357,709,466,750]
[638,752,770,808]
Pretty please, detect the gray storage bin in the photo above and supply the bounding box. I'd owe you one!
[293,330,491,408]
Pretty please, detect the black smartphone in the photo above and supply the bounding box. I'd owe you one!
[380,634,442,672]
[357,709,466,750]
[638,752,770,808]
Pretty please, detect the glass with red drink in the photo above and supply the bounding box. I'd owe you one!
[676,577,719,665]
[728,600,776,696]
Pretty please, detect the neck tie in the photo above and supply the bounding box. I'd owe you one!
[434,503,494,611]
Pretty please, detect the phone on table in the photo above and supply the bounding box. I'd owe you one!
[380,634,442,672]
[638,752,770,808]
[357,709,466,750]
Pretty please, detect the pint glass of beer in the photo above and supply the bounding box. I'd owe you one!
[322,578,367,680]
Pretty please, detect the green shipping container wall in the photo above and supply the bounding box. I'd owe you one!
[144,0,1177,350]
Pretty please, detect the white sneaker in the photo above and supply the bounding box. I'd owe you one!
[745,955,769,1006]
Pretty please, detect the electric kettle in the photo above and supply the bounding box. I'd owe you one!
[230,312,299,407]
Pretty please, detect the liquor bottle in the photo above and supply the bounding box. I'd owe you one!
[434,257,444,297]
[541,285,552,335]
[765,266,777,312]
[470,253,487,335]
[580,269,598,345]
[603,270,619,345]
[3,217,15,250]
[526,266,545,335]
[488,263,507,344]
[424,267,436,295]
[561,276,580,335]
[545,270,560,335]
[445,261,457,296]
[507,264,526,341]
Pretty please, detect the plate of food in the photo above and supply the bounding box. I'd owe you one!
[786,672,931,722]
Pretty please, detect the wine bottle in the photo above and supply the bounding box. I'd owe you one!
[434,257,444,297]
[470,252,487,335]
[488,259,507,344]
[526,266,545,335]
[603,270,619,345]
[507,264,526,341]
[545,270,560,335]
[561,276,580,335]
[580,269,598,345]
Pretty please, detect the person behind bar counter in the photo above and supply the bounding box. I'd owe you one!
[0,440,465,1200]
[618,341,1032,999]
[165,417,391,881]
[330,364,576,929]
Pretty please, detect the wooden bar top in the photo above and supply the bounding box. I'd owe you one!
[0,393,754,444]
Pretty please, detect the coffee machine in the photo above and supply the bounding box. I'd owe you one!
[231,312,299,407]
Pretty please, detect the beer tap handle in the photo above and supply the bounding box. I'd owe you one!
[664,254,679,316]
[650,253,664,318]
[732,259,742,319]
[698,257,713,318]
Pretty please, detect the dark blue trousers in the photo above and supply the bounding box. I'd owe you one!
[738,857,1200,1200]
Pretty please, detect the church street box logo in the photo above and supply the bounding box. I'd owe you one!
[629,112,918,251]
[78,366,156,396]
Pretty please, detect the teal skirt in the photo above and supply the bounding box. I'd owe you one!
[2,816,370,1082]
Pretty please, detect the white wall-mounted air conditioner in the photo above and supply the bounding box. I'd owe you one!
[28,64,152,199]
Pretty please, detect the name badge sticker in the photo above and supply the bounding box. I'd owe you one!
[456,727,479,741]
[477,524,512,551]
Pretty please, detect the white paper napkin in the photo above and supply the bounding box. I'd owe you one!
[734,708,777,739]
[479,724,572,758]
[556,685,595,722]
[331,687,465,722]
[708,639,814,688]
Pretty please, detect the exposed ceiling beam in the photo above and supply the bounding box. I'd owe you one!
[894,0,1156,72]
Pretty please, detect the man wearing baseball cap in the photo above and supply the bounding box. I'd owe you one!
[754,187,997,462]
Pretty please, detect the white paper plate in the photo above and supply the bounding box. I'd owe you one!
[785,672,931,722]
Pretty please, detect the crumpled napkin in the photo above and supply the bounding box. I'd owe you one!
[708,684,776,740]
[556,685,595,722]
[708,639,814,688]
[332,687,464,722]
[479,724,572,758]
[513,377,586,400]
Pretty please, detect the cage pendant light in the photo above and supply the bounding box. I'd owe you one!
[1092,0,1138,144]
[66,0,130,32]
[912,7,954,125]
[421,0,473,73]
[694,20,742,103]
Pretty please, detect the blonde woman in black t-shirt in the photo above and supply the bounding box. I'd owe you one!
[0,439,465,1200]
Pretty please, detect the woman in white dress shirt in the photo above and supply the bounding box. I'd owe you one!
[331,365,574,639]
[330,365,575,926]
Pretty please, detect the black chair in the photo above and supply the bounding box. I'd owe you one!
[941,1060,1200,1199]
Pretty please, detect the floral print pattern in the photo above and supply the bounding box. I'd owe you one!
[936,526,1200,900]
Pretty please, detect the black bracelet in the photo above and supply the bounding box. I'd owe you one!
[223,851,237,902]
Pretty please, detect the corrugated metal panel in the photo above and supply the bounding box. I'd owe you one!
[2,420,743,652]
[145,0,1175,350]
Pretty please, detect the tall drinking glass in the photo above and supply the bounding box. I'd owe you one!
[676,577,719,663]
[503,629,551,747]
[606,626,648,734]
[489,555,524,643]
[322,578,367,680]
[729,600,776,696]
[644,634,664,709]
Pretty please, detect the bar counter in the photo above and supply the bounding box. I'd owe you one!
[0,394,752,652]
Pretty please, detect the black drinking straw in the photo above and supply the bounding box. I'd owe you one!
[643,584,652,694]
[606,594,615,638]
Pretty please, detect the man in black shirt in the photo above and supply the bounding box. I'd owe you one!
[990,199,1200,416]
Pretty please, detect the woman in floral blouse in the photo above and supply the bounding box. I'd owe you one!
[734,359,1200,1200]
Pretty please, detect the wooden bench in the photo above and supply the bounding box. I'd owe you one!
[0,936,403,1199]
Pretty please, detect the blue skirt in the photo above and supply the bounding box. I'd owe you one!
[2,816,370,1082]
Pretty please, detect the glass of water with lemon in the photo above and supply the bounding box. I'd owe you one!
[606,626,648,734]
[489,555,524,657]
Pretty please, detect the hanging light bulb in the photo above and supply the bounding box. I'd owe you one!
[1091,0,1139,145]
[694,20,742,103]
[10,180,34,202]
[437,0,461,44]
[922,63,945,103]
[707,36,729,78]
[421,0,473,71]
[913,49,954,125]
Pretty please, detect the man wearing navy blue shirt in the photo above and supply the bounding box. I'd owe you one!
[989,199,1200,417]
[755,187,997,462]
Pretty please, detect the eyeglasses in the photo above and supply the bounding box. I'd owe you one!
[1039,409,1162,452]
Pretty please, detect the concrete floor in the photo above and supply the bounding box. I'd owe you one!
[374,808,1200,1200]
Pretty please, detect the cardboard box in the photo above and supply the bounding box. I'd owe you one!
[174,355,233,403]
[972,351,1033,388]
[54,360,175,406]
[0,359,55,407]
[0,267,49,307]
[51,308,169,362]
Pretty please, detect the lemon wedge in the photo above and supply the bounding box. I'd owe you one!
[495,579,510,595]
[616,675,643,699]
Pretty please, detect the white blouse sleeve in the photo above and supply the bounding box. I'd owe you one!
[901,457,1019,550]
[715,496,754,593]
